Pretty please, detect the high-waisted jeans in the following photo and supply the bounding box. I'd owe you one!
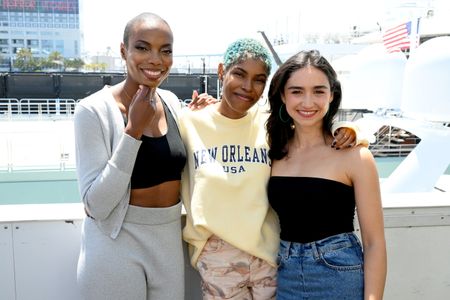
[276,232,364,300]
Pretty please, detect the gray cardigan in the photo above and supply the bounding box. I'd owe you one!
[74,85,182,239]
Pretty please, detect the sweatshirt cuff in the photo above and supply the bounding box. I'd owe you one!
[110,133,142,174]
[332,121,372,147]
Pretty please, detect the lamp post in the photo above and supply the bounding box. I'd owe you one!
[201,57,205,74]
[200,57,207,93]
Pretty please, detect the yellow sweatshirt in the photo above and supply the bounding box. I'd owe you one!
[179,104,280,269]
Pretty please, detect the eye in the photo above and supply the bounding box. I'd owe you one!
[135,45,148,51]
[162,48,173,55]
[232,71,244,78]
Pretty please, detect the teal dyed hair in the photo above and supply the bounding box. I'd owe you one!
[223,38,272,75]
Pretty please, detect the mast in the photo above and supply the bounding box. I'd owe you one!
[257,31,283,66]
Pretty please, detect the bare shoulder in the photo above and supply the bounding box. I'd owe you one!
[342,145,377,180]
[344,144,375,163]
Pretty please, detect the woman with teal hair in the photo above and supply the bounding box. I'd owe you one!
[179,38,361,299]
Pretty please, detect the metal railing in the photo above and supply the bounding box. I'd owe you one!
[1,101,422,172]
[1,98,77,120]
[1,98,76,171]
[369,125,420,157]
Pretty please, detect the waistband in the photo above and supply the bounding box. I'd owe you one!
[279,232,360,259]
[124,201,182,225]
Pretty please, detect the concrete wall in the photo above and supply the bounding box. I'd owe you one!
[1,195,450,300]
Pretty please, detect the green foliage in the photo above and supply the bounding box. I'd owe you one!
[84,62,107,72]
[12,49,85,72]
[64,58,85,71]
[14,48,40,71]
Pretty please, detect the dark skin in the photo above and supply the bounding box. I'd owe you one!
[110,14,179,208]
[332,127,357,149]
[113,15,217,208]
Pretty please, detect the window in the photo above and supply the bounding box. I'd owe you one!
[12,39,24,45]
[27,39,39,47]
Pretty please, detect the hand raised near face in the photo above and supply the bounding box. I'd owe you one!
[125,85,158,139]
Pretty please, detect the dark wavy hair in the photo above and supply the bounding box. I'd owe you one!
[266,50,342,160]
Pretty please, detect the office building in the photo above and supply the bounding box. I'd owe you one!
[0,0,81,64]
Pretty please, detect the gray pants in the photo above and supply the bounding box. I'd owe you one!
[77,201,184,300]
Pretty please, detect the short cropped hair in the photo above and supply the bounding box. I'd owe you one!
[123,12,170,48]
[223,38,272,75]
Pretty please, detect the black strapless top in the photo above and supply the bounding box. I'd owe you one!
[130,101,186,189]
[268,176,355,243]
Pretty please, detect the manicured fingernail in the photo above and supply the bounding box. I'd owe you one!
[335,147,340,150]
[331,141,336,148]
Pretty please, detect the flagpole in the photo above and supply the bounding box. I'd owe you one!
[409,17,421,57]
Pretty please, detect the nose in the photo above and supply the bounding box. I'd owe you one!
[302,92,314,106]
[146,49,163,65]
[241,78,252,91]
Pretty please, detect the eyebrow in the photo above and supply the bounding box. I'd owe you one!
[286,84,328,90]
[234,66,267,78]
[134,40,172,48]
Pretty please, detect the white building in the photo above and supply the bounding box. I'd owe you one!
[0,0,81,62]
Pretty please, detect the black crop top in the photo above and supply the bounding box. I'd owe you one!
[130,100,186,189]
[268,176,355,243]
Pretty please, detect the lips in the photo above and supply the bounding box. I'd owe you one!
[234,92,254,102]
[298,110,316,118]
[142,68,166,81]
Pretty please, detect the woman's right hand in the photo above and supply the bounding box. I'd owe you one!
[125,85,157,139]
[188,89,218,110]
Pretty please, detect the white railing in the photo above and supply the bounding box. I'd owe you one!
[0,98,77,120]
[0,100,76,172]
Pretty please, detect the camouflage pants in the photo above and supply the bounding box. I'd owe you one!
[196,235,277,300]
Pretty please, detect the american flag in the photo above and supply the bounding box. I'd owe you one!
[383,21,412,53]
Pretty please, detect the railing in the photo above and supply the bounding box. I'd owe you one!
[0,99,76,172]
[1,98,77,120]
[337,109,420,158]
[368,124,420,157]
[1,100,422,172]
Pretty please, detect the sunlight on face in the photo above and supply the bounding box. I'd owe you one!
[282,66,333,127]
[219,59,268,119]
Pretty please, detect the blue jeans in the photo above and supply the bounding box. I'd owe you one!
[276,232,364,300]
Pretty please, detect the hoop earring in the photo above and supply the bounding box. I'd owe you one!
[279,104,290,123]
[258,96,268,106]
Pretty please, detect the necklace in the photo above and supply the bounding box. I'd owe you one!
[123,87,133,102]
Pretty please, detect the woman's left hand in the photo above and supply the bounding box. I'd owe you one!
[332,127,357,149]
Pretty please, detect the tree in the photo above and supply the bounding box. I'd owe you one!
[84,62,107,72]
[64,58,85,71]
[41,51,64,70]
[14,48,40,71]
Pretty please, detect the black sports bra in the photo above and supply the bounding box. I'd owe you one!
[130,100,186,189]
